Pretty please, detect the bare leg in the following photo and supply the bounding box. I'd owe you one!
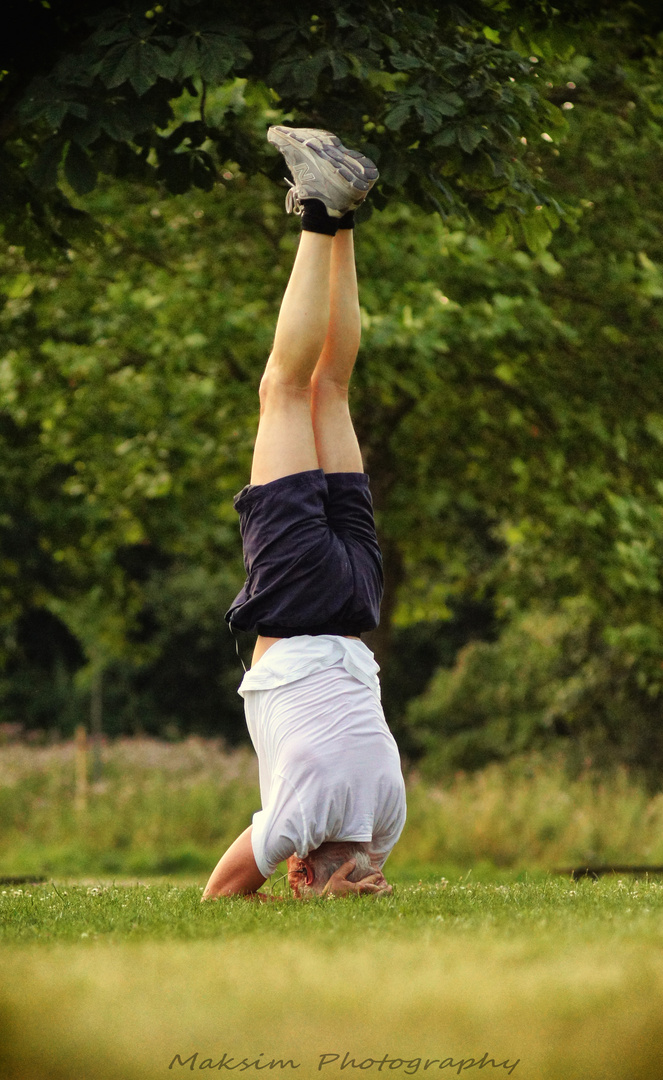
[250,231,333,485]
[310,229,363,474]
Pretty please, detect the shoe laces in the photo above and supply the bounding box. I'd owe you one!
[284,178,304,216]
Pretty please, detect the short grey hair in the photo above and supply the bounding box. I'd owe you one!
[306,841,373,894]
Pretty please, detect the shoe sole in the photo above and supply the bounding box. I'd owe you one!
[267,126,379,210]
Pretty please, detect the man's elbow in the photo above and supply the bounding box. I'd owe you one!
[201,880,254,901]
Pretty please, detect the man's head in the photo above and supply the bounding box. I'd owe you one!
[286,841,391,898]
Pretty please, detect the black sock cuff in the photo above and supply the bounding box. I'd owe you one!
[300,198,338,236]
[337,210,356,230]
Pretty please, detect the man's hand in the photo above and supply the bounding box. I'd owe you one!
[321,859,393,897]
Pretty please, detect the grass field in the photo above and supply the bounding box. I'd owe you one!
[3,738,663,1080]
[3,876,663,1080]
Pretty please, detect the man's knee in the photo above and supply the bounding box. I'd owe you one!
[311,371,351,402]
[259,364,311,412]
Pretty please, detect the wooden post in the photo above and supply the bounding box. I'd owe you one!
[90,671,103,782]
[74,723,88,813]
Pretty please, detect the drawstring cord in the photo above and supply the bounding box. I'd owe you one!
[230,624,247,673]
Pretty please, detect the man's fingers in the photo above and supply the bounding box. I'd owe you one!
[332,859,357,880]
[355,880,392,894]
[323,861,393,898]
[325,859,357,887]
[321,860,356,896]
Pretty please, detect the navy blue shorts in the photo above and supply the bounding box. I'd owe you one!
[225,469,383,637]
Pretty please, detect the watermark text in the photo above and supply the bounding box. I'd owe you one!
[168,1051,520,1075]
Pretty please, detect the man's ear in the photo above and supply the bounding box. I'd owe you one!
[304,859,315,887]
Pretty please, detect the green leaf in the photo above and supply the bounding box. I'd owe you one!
[379,160,411,186]
[384,102,412,131]
[271,51,329,98]
[66,117,103,149]
[521,208,553,254]
[435,46,465,64]
[190,151,216,192]
[100,41,172,96]
[97,102,140,142]
[417,101,443,134]
[335,11,359,29]
[457,125,484,153]
[156,149,214,195]
[295,55,326,97]
[169,35,201,79]
[164,121,206,151]
[27,137,64,191]
[43,100,73,129]
[431,128,457,147]
[436,92,463,116]
[390,52,423,71]
[417,94,462,133]
[198,36,244,83]
[91,27,138,49]
[64,142,97,195]
[646,414,663,445]
[330,52,350,80]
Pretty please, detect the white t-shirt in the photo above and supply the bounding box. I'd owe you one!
[238,636,407,879]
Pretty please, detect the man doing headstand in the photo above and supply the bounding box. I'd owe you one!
[202,127,406,900]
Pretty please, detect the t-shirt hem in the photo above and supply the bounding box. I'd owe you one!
[251,827,276,880]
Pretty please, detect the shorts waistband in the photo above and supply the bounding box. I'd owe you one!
[254,623,363,639]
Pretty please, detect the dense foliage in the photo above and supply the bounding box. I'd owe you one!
[1,0,563,255]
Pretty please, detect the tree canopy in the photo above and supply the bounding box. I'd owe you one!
[1,0,568,254]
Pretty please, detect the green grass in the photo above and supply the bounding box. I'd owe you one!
[2,877,663,1079]
[5,741,663,1079]
[3,874,663,945]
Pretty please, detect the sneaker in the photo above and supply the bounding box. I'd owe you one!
[267,126,379,218]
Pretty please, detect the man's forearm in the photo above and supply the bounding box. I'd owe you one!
[201,826,268,899]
